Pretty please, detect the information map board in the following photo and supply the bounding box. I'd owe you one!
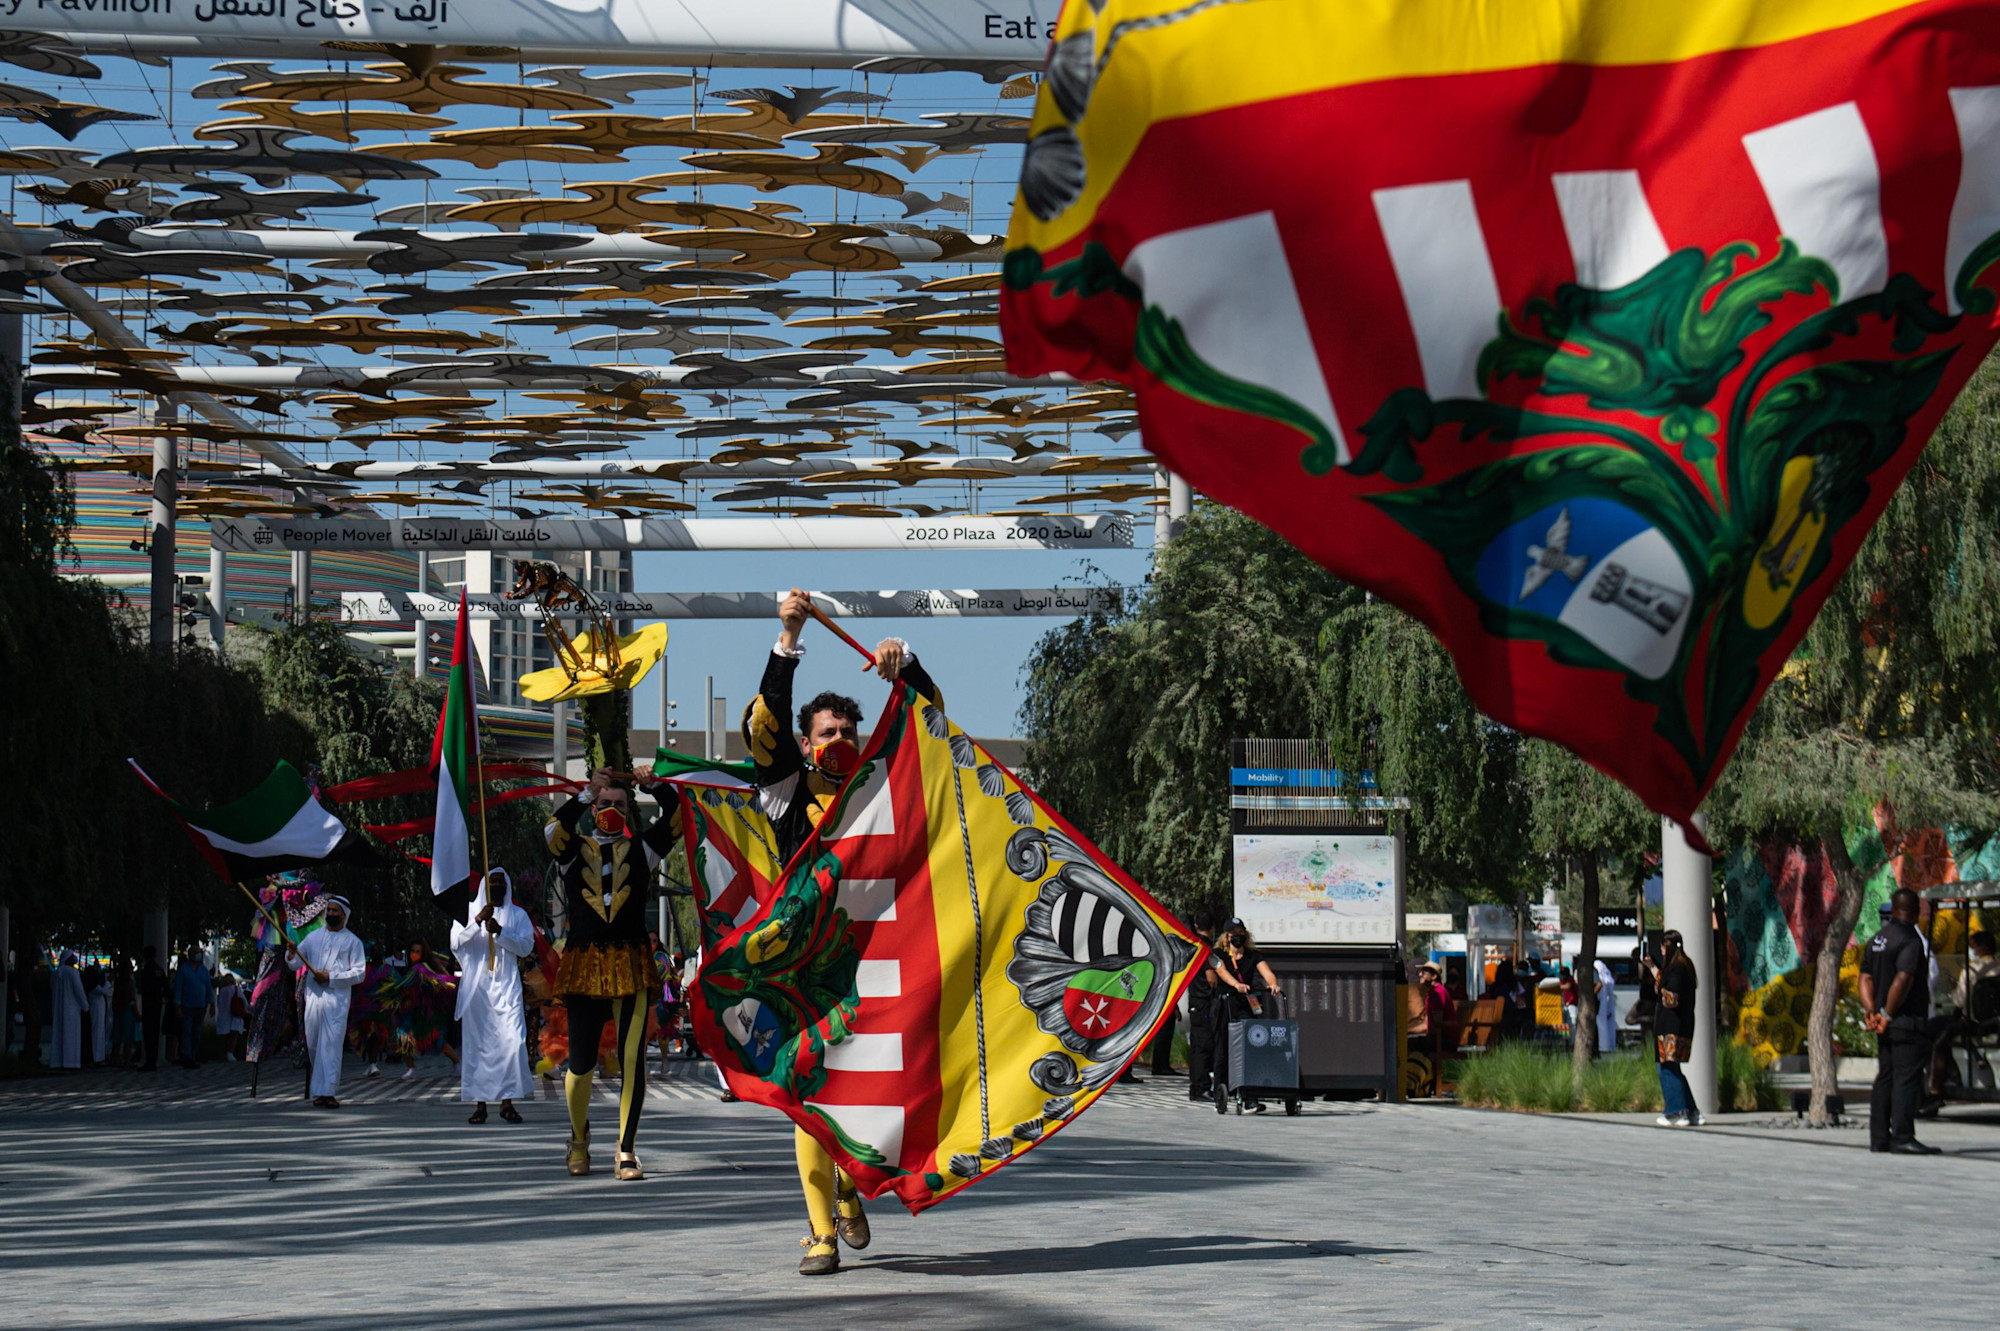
[1231,833,1400,946]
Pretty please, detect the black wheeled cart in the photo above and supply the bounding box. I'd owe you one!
[1212,993,1303,1115]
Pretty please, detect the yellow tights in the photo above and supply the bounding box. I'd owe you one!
[795,1126,837,1236]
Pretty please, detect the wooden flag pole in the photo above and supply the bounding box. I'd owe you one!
[475,739,496,972]
[233,878,293,949]
[805,597,878,666]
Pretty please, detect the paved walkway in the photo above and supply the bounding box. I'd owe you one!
[2,1061,1994,1329]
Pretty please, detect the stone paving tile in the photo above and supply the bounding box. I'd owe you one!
[2,1064,1994,1329]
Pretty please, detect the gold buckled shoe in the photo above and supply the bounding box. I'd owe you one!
[798,1232,840,1276]
[834,1171,871,1250]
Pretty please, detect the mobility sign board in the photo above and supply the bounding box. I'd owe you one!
[215,514,1131,552]
[1,0,1055,62]
[1231,833,1400,946]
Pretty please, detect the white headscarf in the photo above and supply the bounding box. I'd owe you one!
[471,869,513,924]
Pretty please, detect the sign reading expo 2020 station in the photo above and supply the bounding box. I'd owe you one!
[0,1,1056,61]
[1231,833,1400,946]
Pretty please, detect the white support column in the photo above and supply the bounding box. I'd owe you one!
[1169,471,1193,539]
[552,700,568,783]
[655,647,670,761]
[0,257,19,440]
[148,400,178,655]
[290,549,312,617]
[414,550,429,681]
[1152,466,1172,549]
[1661,813,1718,1117]
[206,532,226,653]
[705,675,717,762]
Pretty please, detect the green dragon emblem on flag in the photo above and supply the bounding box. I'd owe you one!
[1010,234,2000,787]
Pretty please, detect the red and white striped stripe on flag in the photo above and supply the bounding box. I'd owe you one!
[429,596,478,896]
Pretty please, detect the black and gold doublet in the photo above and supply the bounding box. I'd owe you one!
[545,796,677,998]
[743,648,941,863]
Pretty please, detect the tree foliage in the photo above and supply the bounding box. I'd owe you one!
[0,435,555,963]
[1705,353,2000,1118]
[1319,600,1529,910]
[1019,504,1355,922]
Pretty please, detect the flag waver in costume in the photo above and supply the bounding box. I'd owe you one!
[1004,0,2000,822]
[682,681,1204,1214]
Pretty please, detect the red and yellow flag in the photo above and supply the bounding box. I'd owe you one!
[1004,0,2000,821]
[682,686,1205,1213]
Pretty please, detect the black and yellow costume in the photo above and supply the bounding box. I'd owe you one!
[743,643,940,1272]
[545,793,678,1176]
[743,647,940,855]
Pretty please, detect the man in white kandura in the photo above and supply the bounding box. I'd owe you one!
[1594,957,1619,1056]
[49,951,86,1070]
[452,868,534,1124]
[290,895,367,1108]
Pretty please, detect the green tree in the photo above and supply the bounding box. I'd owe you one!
[1319,599,1529,913]
[1019,503,1356,921]
[1710,354,2000,1121]
[1518,740,1654,1084]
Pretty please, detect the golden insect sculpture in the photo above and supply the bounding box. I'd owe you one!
[507,559,621,689]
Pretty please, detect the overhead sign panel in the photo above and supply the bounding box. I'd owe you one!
[1231,767,1344,788]
[214,514,1131,552]
[10,0,1054,61]
[338,587,1128,621]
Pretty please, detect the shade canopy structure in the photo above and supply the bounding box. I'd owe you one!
[0,23,1164,534]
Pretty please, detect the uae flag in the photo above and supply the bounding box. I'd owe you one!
[1003,0,2000,824]
[131,758,362,882]
[430,596,480,896]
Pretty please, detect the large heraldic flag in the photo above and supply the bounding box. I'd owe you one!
[681,686,1205,1213]
[1002,0,2000,823]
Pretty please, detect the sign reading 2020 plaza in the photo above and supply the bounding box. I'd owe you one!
[211,514,1133,553]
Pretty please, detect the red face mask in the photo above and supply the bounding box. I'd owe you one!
[813,738,861,781]
[594,806,628,837]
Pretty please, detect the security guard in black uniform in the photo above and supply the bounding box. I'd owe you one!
[1861,887,1941,1154]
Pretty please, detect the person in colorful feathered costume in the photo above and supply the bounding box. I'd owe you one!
[357,939,458,1079]
[245,876,331,1099]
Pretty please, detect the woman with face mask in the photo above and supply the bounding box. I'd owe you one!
[1642,930,1701,1127]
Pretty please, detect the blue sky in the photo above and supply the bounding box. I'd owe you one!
[630,543,1153,738]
